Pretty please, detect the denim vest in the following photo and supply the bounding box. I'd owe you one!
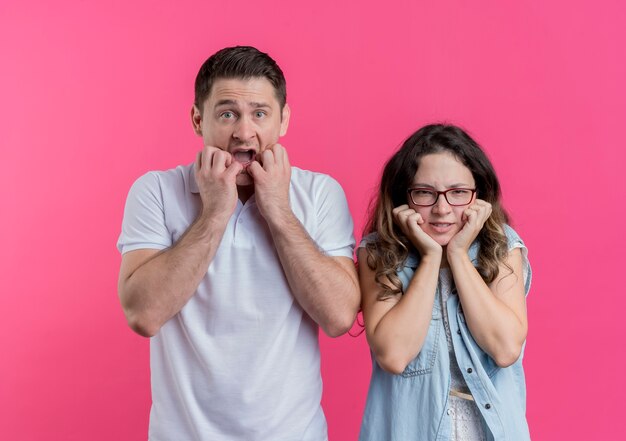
[359,225,532,441]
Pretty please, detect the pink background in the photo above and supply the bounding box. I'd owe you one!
[1,0,624,439]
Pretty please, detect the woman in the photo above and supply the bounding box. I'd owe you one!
[359,124,532,441]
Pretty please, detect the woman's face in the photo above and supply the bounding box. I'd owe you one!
[408,152,477,246]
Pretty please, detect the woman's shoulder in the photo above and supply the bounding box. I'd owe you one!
[502,224,532,294]
[358,232,379,249]
[502,224,527,250]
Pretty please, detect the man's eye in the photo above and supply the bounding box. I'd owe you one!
[221,111,235,119]
[255,111,266,118]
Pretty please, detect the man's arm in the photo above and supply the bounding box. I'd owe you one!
[118,215,228,337]
[118,147,242,337]
[268,215,360,337]
[247,145,360,337]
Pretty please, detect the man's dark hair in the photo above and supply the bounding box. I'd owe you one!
[194,46,287,113]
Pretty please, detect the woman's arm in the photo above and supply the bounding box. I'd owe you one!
[360,248,442,374]
[446,199,527,367]
[448,247,528,367]
[360,204,446,374]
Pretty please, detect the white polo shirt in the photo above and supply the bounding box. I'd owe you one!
[117,164,355,441]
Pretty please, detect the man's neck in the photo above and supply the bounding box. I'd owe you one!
[237,185,254,204]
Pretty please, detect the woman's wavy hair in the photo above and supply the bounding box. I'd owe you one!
[363,124,510,299]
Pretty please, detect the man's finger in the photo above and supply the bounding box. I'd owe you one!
[195,151,203,172]
[260,149,275,171]
[271,144,287,168]
[247,160,264,179]
[200,146,216,172]
[211,150,230,172]
[224,161,244,179]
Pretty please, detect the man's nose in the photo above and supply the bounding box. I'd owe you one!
[233,116,256,141]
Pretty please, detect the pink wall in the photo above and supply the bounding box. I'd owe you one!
[1,0,624,439]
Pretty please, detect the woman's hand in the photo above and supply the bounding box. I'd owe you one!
[392,205,442,258]
[447,199,492,255]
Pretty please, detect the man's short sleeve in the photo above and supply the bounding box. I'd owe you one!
[313,175,355,259]
[117,172,173,254]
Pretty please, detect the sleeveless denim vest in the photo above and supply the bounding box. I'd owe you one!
[359,225,532,441]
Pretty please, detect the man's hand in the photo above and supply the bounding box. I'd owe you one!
[195,146,242,223]
[247,144,292,223]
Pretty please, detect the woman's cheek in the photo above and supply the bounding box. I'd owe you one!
[457,207,469,224]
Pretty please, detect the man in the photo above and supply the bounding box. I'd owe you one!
[117,46,360,440]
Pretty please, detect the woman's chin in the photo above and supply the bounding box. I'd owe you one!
[425,230,455,247]
[435,237,452,247]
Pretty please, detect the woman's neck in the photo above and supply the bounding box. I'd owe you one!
[440,246,449,268]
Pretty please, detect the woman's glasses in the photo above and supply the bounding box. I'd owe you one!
[407,188,476,207]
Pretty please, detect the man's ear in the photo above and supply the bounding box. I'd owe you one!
[191,105,202,136]
[279,103,291,137]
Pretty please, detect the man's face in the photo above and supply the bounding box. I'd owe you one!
[191,77,290,186]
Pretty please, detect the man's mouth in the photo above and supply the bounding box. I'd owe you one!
[232,150,255,166]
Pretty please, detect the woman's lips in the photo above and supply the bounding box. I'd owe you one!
[429,223,454,234]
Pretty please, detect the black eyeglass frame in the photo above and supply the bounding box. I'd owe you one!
[407,188,477,207]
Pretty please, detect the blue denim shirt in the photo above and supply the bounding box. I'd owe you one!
[359,225,532,441]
